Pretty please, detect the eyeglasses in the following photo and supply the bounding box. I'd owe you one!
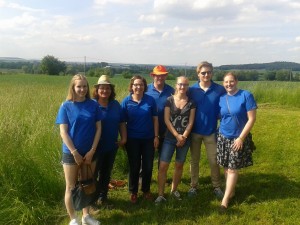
[200,71,212,76]
[177,83,189,87]
[133,83,144,87]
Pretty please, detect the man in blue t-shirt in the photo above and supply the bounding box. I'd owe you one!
[145,65,174,162]
[188,61,226,200]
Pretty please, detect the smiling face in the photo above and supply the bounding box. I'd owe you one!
[97,84,111,100]
[74,79,88,101]
[198,66,213,84]
[152,74,167,86]
[132,79,145,95]
[223,73,238,95]
[175,76,189,95]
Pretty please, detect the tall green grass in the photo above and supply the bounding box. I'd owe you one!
[0,74,299,224]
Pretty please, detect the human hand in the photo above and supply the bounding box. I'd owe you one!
[154,137,159,149]
[83,149,95,165]
[232,137,243,151]
[73,151,84,165]
[116,138,126,148]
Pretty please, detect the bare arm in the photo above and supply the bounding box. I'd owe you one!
[153,116,159,149]
[233,109,256,151]
[59,124,83,165]
[83,121,102,164]
[182,108,196,138]
[117,122,127,148]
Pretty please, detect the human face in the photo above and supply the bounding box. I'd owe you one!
[176,77,189,94]
[74,79,88,101]
[198,66,212,83]
[132,79,145,95]
[223,74,238,95]
[152,74,167,86]
[97,84,111,100]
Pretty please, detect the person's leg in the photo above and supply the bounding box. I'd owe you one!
[63,164,79,220]
[125,138,141,195]
[172,138,190,192]
[203,133,222,188]
[157,138,175,196]
[189,133,203,188]
[98,150,117,200]
[171,162,184,192]
[141,138,155,194]
[221,169,238,208]
[157,161,169,196]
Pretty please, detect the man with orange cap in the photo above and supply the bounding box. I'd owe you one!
[146,65,174,163]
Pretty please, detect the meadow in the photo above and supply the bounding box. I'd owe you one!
[0,74,299,225]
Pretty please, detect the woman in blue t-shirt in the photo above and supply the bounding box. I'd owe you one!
[217,72,257,212]
[121,75,159,204]
[92,75,127,206]
[56,74,102,225]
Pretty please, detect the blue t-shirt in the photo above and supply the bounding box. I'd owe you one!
[219,89,257,139]
[145,83,174,137]
[121,94,158,139]
[56,99,103,155]
[189,81,226,135]
[96,99,125,153]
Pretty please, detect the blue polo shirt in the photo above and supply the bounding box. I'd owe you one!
[96,99,125,153]
[56,99,103,155]
[121,94,158,139]
[145,83,174,136]
[189,81,226,135]
[219,90,257,138]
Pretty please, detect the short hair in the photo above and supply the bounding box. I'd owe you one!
[128,75,148,93]
[66,74,90,101]
[223,72,238,81]
[196,61,213,73]
[92,84,116,101]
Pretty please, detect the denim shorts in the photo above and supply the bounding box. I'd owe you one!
[160,137,190,163]
[61,152,97,165]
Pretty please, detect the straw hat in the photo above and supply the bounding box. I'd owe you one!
[94,75,111,87]
[150,65,168,76]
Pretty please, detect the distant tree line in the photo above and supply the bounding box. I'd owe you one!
[0,56,299,81]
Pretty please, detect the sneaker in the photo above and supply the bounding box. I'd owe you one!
[214,187,224,200]
[170,190,182,200]
[154,196,167,204]
[130,193,137,204]
[187,187,197,197]
[82,214,101,225]
[69,218,80,225]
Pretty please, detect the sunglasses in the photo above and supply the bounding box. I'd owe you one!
[200,71,212,76]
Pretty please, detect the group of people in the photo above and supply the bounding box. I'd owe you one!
[56,61,257,225]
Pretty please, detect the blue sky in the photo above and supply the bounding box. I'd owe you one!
[1,0,300,66]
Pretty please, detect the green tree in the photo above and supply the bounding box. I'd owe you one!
[40,55,66,75]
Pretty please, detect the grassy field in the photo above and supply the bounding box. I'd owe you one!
[0,74,299,225]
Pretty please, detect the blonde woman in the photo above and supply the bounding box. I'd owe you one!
[155,76,196,204]
[56,74,102,225]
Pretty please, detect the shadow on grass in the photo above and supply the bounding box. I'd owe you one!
[234,172,300,204]
[93,172,300,224]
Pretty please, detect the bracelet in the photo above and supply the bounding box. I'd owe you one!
[238,137,244,142]
[182,135,187,139]
[155,136,160,138]
[91,147,96,152]
[71,149,77,155]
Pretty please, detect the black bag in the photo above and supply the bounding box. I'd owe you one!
[71,165,96,211]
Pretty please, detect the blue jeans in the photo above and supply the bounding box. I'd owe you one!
[125,138,154,194]
[94,150,117,199]
[160,137,190,163]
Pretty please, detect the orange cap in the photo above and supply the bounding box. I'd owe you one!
[150,65,168,76]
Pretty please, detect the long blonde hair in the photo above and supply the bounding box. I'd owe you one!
[66,74,91,101]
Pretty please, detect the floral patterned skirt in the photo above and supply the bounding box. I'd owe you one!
[217,133,253,169]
